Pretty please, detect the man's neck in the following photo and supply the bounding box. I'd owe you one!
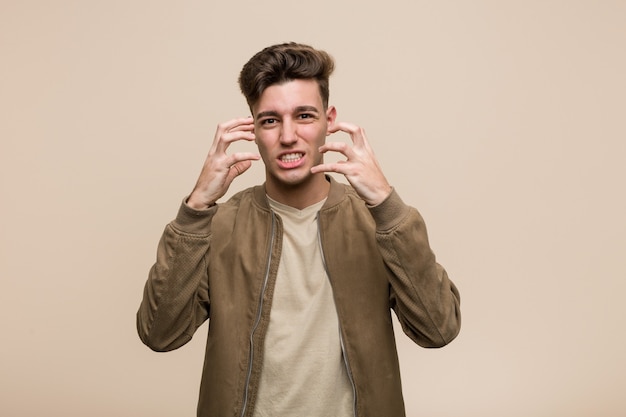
[265,174,330,210]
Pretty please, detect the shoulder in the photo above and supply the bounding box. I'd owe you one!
[322,178,370,220]
[218,184,271,214]
[222,186,256,206]
[325,177,363,207]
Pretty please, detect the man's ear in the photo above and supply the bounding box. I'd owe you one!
[326,105,337,135]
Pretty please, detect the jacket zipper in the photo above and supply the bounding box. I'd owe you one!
[316,214,358,417]
[240,212,277,417]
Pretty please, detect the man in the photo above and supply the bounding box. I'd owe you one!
[137,42,461,417]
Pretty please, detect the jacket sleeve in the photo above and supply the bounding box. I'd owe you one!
[136,200,215,352]
[369,189,461,348]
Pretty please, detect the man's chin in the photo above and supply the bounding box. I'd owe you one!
[268,169,316,188]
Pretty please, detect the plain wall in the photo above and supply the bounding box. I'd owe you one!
[1,1,625,416]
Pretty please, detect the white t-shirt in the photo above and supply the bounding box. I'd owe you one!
[252,197,353,417]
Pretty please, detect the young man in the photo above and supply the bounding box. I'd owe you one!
[137,42,461,417]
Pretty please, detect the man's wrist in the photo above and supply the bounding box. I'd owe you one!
[186,192,216,210]
[365,185,393,207]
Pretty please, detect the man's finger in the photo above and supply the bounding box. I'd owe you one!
[311,161,348,175]
[226,152,261,168]
[328,121,366,146]
[213,117,255,153]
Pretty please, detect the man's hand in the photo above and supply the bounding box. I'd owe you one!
[311,122,392,206]
[187,117,260,209]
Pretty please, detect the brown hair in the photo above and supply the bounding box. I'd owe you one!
[238,42,335,111]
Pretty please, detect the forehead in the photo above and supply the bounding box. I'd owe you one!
[253,79,323,115]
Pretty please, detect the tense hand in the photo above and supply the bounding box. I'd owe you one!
[187,117,260,209]
[311,122,392,205]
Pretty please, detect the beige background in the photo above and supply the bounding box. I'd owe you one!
[1,1,625,416]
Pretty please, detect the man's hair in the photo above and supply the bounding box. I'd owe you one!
[238,42,335,111]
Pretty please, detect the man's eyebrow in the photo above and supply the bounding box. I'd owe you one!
[294,105,320,113]
[255,110,279,120]
[255,106,320,120]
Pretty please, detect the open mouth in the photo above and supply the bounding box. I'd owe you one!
[280,152,303,163]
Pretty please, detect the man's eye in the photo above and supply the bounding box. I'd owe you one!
[298,113,314,120]
[261,118,277,125]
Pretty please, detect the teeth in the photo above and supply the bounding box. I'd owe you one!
[281,153,303,162]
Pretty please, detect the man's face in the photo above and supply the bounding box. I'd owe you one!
[252,78,336,191]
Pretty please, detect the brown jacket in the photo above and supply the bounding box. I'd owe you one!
[137,177,461,417]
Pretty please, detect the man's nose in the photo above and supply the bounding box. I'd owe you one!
[279,119,297,145]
